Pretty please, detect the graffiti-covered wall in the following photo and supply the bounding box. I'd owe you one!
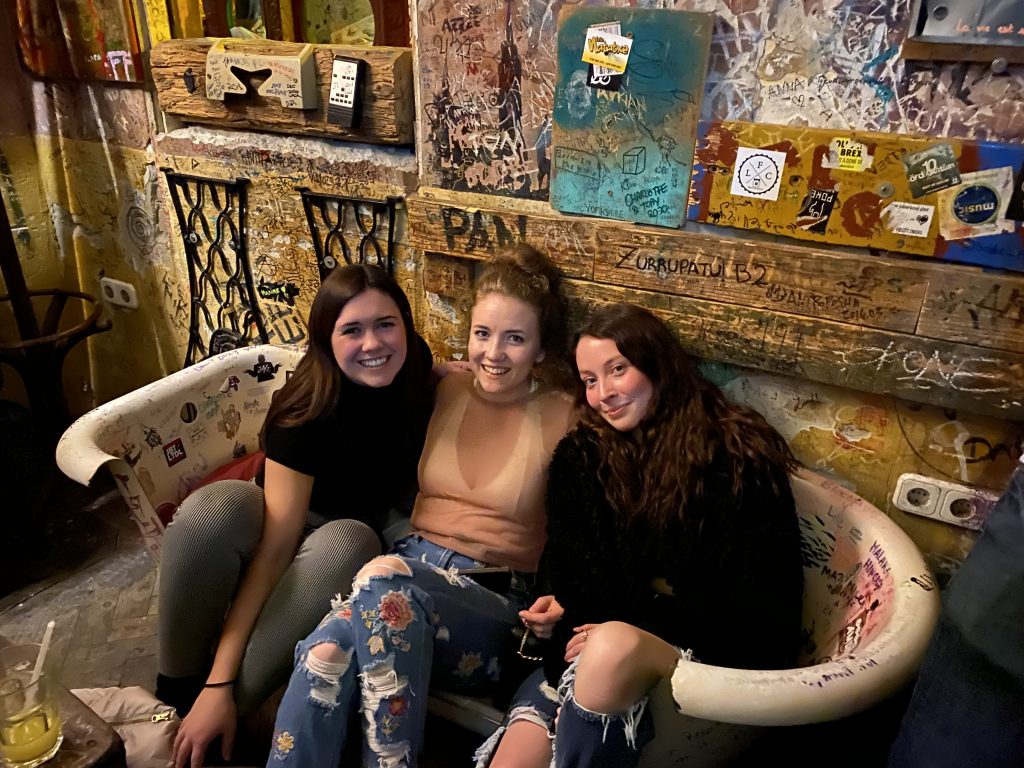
[416,0,1024,199]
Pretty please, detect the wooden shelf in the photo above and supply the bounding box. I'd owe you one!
[151,39,413,144]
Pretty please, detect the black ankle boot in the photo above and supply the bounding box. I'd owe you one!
[155,673,206,716]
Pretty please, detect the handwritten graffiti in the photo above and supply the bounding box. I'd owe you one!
[441,207,526,252]
[835,343,1016,394]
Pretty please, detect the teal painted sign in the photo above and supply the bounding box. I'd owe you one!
[550,7,712,228]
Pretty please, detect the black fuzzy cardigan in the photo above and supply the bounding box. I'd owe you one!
[540,427,804,686]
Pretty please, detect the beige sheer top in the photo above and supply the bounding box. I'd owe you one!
[411,371,574,572]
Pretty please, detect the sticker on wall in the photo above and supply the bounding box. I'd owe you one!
[257,277,300,306]
[881,202,935,238]
[586,21,622,90]
[731,147,787,201]
[823,138,873,173]
[1006,163,1024,222]
[795,188,838,234]
[163,438,187,467]
[937,167,1015,241]
[903,143,962,198]
[587,64,621,90]
[581,26,632,73]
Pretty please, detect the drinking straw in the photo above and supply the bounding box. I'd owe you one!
[29,621,55,685]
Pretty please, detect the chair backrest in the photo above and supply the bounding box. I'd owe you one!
[639,469,939,765]
[791,469,930,667]
[57,344,304,560]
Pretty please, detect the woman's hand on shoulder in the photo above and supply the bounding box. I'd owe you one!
[430,360,472,384]
[519,595,564,639]
[172,686,236,768]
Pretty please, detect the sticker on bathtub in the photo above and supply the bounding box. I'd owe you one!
[245,354,281,382]
[163,438,187,467]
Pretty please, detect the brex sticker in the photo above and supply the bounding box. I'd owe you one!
[582,28,632,74]
[823,138,872,172]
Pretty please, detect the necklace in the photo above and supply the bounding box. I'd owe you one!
[472,375,539,399]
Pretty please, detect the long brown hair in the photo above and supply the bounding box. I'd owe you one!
[261,264,428,442]
[574,304,796,528]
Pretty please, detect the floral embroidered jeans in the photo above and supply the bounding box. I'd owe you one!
[267,535,528,768]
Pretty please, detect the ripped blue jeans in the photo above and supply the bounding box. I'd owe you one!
[475,665,655,768]
[268,535,527,767]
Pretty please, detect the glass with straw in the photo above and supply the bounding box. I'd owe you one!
[0,622,62,767]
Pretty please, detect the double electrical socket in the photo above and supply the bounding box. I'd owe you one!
[99,277,139,309]
[892,472,999,531]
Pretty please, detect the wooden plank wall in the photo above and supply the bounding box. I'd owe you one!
[407,187,1024,421]
[151,39,414,144]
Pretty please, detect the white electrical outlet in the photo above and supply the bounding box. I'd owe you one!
[99,277,139,309]
[893,472,999,531]
[893,473,940,518]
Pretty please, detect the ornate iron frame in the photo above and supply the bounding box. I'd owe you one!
[163,170,269,367]
[298,188,400,281]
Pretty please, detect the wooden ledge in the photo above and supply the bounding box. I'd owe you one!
[151,39,413,144]
[407,188,1024,420]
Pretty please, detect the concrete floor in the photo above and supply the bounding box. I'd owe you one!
[1,469,911,767]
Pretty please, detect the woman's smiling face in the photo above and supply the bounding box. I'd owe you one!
[468,292,545,401]
[331,289,408,387]
[576,335,654,431]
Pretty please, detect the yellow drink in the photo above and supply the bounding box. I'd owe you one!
[0,702,61,766]
[0,704,61,768]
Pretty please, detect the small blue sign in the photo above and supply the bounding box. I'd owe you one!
[953,185,999,225]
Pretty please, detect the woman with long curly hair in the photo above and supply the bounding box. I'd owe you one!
[479,302,804,768]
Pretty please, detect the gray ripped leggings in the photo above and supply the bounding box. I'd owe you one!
[157,479,381,714]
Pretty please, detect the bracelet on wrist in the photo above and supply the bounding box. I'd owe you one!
[203,679,236,688]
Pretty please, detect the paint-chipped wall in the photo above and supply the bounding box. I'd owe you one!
[413,0,1024,565]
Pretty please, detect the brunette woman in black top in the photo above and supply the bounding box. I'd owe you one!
[161,264,434,768]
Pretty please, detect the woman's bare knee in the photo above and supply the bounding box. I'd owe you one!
[309,642,349,664]
[574,622,678,713]
[353,555,413,589]
[488,719,551,768]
